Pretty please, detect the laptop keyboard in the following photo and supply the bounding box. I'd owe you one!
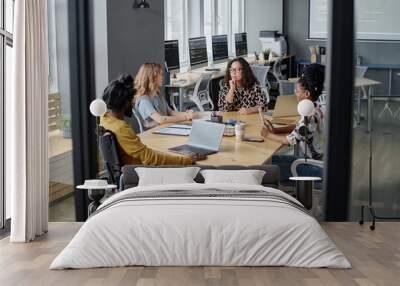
[170,145,213,156]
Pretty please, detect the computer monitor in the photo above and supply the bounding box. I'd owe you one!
[188,37,208,68]
[165,40,180,73]
[212,35,228,63]
[235,32,248,57]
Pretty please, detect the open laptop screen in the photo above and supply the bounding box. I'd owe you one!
[187,120,225,151]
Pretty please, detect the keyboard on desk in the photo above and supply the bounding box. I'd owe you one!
[205,67,221,71]
[174,79,187,84]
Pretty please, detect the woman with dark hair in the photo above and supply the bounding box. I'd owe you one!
[261,64,325,183]
[100,74,205,166]
[218,57,268,115]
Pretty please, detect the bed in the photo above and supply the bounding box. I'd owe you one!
[50,165,350,269]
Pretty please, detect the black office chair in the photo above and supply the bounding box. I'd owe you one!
[98,127,122,188]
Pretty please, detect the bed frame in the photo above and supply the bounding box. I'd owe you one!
[119,165,280,190]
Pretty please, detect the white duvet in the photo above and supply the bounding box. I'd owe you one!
[50,183,351,269]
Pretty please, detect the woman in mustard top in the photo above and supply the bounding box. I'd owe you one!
[100,74,205,166]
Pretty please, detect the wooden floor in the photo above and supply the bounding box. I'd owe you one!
[0,222,399,286]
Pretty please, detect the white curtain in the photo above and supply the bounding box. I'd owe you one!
[8,0,49,242]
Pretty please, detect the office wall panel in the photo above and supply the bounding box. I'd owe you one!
[107,0,164,80]
[284,0,400,95]
[245,0,283,53]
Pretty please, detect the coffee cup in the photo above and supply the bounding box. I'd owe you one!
[235,123,246,140]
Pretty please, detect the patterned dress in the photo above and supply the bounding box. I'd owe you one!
[218,83,268,112]
[286,103,325,160]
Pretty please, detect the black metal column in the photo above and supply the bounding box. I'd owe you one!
[323,0,354,221]
[69,0,98,221]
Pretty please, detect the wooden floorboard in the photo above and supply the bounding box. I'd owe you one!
[0,222,399,286]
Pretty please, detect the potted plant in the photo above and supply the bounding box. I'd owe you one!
[263,49,271,61]
[58,115,72,138]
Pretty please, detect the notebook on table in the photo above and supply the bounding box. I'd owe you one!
[153,124,192,136]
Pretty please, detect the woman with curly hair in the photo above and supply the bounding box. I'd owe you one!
[261,64,325,184]
[218,57,268,115]
[134,63,197,129]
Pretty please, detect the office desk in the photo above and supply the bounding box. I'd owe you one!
[361,64,400,118]
[139,112,297,166]
[166,55,295,111]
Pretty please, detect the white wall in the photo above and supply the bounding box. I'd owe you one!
[245,0,283,53]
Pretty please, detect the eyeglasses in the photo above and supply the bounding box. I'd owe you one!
[229,68,243,74]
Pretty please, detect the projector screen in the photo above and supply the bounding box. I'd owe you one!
[309,0,400,41]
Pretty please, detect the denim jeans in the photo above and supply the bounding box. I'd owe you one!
[271,155,323,189]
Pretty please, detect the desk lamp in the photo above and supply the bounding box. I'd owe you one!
[297,99,315,162]
[90,99,107,176]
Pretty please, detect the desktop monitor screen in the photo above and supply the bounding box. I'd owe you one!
[188,37,208,67]
[165,40,180,72]
[212,35,228,62]
[235,32,248,57]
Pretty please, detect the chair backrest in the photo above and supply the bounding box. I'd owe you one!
[99,128,122,186]
[190,73,214,111]
[355,66,368,78]
[290,158,324,190]
[272,56,284,81]
[251,65,270,89]
[130,107,144,133]
[278,80,296,96]
[318,91,327,106]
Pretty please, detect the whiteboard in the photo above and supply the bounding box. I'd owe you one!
[309,0,400,41]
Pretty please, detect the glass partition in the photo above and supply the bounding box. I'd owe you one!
[350,1,400,223]
[47,0,75,222]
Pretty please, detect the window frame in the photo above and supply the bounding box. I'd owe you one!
[1,0,14,231]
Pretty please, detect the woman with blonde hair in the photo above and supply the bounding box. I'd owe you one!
[134,63,196,129]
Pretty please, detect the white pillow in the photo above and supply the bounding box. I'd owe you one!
[200,169,266,185]
[135,167,201,186]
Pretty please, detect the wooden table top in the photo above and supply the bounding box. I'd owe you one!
[139,112,295,166]
[354,77,382,87]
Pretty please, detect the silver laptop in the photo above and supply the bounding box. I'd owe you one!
[169,120,225,156]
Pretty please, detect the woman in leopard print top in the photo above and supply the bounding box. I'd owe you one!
[218,57,268,115]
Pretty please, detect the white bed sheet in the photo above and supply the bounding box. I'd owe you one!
[50,183,351,269]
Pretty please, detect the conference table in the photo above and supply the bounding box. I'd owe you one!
[139,112,299,166]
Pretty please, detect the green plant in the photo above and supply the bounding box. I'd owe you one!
[263,48,271,60]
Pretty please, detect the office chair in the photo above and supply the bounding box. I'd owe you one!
[187,73,214,111]
[272,56,285,81]
[278,79,296,96]
[290,158,324,190]
[130,107,144,133]
[99,128,122,188]
[318,91,327,106]
[251,65,271,104]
